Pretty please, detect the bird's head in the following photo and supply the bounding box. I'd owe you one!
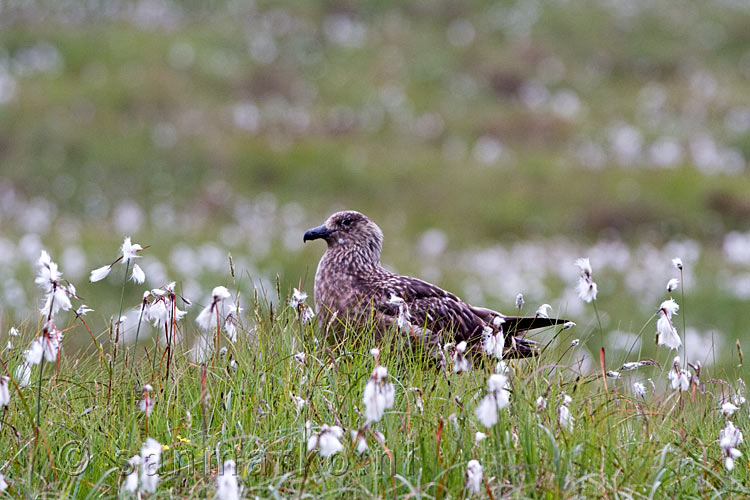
[304,210,384,262]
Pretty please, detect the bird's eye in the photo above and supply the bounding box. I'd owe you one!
[342,218,353,227]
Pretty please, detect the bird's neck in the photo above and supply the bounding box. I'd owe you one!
[321,244,380,275]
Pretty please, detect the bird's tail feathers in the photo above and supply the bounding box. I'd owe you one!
[502,316,567,334]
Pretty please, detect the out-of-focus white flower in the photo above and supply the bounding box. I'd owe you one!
[475,431,487,444]
[482,325,504,360]
[719,420,743,471]
[558,394,574,431]
[139,384,154,417]
[465,459,483,495]
[130,264,146,284]
[606,371,621,379]
[563,321,576,330]
[216,459,240,500]
[9,327,19,337]
[370,348,380,359]
[515,293,524,310]
[536,396,547,411]
[474,373,510,428]
[294,352,306,364]
[363,365,395,423]
[574,258,598,303]
[307,424,344,457]
[535,303,552,318]
[453,341,471,373]
[633,382,647,398]
[672,258,683,270]
[0,473,7,492]
[140,438,162,493]
[0,376,10,407]
[721,402,740,416]
[666,278,680,292]
[657,299,681,350]
[570,338,580,347]
[122,455,141,494]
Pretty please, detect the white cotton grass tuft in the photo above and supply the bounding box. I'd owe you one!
[139,384,154,417]
[15,362,31,387]
[122,455,141,494]
[672,257,683,270]
[536,303,552,318]
[0,473,7,492]
[387,293,412,331]
[307,424,344,457]
[666,278,680,292]
[656,299,681,350]
[558,394,574,432]
[515,293,524,310]
[482,325,504,360]
[139,437,162,494]
[453,341,471,373]
[536,396,547,411]
[363,365,395,423]
[216,459,241,500]
[0,376,10,408]
[89,265,112,282]
[36,250,75,319]
[289,288,315,325]
[90,237,146,283]
[474,373,510,428]
[721,402,740,416]
[719,420,743,471]
[196,286,236,331]
[41,320,63,363]
[289,288,308,308]
[667,357,690,391]
[130,264,145,284]
[574,258,598,303]
[633,382,647,398]
[465,459,483,495]
[474,431,487,444]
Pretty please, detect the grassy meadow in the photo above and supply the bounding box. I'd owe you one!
[1,0,750,497]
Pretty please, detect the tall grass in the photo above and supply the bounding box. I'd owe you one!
[0,267,747,499]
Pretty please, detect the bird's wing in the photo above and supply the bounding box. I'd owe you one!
[375,275,487,341]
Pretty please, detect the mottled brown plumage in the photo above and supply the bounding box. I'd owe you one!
[303,210,565,357]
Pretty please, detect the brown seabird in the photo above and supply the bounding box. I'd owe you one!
[303,210,565,357]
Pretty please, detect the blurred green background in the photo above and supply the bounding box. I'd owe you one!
[1,0,750,369]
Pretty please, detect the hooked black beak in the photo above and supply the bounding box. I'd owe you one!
[303,224,332,242]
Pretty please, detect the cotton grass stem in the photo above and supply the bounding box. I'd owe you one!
[679,268,687,370]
